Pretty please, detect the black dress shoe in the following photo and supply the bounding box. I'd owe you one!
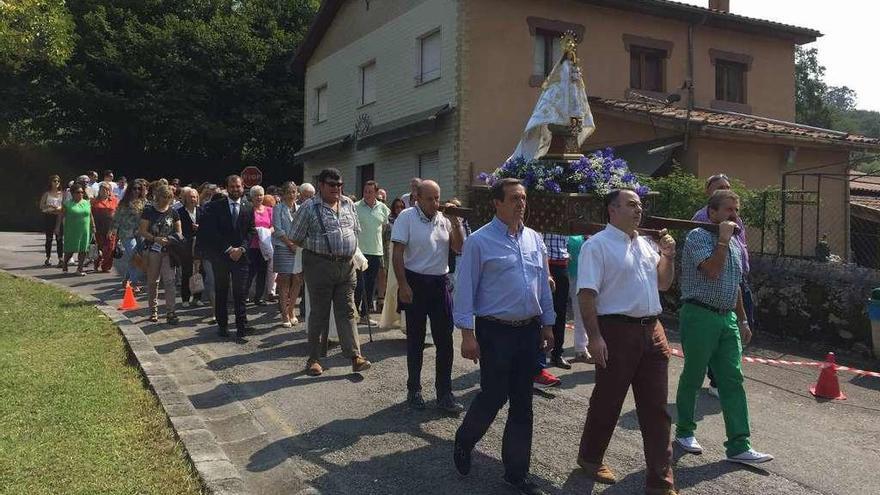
[407,391,426,410]
[503,477,548,495]
[453,436,472,475]
[551,356,572,370]
[437,394,464,415]
[217,327,229,337]
[233,335,248,344]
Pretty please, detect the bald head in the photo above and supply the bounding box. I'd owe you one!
[416,180,441,216]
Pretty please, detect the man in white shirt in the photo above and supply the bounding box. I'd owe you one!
[575,189,679,495]
[392,180,463,414]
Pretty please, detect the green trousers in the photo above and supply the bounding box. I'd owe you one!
[675,303,751,457]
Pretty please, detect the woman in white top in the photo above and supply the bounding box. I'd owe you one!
[39,175,64,267]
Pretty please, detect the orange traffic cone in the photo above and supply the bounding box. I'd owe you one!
[118,281,140,311]
[810,352,846,400]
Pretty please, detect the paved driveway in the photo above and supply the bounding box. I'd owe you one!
[1,232,878,494]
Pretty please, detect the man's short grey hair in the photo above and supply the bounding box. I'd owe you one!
[249,185,265,199]
[299,182,315,194]
[180,186,196,197]
[707,189,739,211]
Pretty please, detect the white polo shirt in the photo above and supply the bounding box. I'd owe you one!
[577,224,662,317]
[390,206,451,276]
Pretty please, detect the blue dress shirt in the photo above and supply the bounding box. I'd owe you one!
[453,216,556,330]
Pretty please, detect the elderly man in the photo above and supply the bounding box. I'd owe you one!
[453,178,556,495]
[400,177,421,208]
[576,189,678,495]
[392,180,463,414]
[288,168,371,376]
[692,173,752,398]
[675,189,773,466]
[298,182,315,204]
[354,180,390,324]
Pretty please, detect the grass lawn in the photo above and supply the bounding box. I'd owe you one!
[0,272,202,495]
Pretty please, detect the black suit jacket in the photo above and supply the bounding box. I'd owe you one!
[198,198,256,260]
[178,205,202,239]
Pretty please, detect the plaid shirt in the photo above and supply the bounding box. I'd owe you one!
[288,195,361,256]
[680,228,743,311]
[542,233,569,261]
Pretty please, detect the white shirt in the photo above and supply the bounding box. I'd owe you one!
[577,224,662,317]
[390,206,451,276]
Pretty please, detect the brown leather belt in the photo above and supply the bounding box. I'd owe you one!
[477,316,539,327]
[304,249,352,263]
[599,314,659,326]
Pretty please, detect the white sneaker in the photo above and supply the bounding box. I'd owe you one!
[707,386,720,398]
[727,449,774,465]
[281,320,293,328]
[674,436,703,454]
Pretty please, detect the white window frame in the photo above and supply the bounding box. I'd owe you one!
[314,84,328,124]
[359,60,376,106]
[415,28,442,86]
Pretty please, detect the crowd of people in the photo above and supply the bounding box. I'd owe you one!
[38,168,768,495]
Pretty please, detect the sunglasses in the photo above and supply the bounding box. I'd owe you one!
[324,181,343,188]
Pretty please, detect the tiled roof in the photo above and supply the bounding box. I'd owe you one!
[852,195,880,210]
[850,172,880,193]
[578,0,820,43]
[291,0,820,75]
[591,98,880,150]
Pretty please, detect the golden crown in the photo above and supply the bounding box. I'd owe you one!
[561,31,580,65]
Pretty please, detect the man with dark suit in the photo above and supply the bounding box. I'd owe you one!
[198,175,255,341]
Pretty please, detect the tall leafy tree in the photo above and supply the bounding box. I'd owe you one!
[795,46,832,128]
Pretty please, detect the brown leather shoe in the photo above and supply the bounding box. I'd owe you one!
[352,355,371,372]
[306,360,323,376]
[576,457,617,484]
[645,488,679,495]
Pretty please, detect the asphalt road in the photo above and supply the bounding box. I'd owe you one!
[1,232,878,495]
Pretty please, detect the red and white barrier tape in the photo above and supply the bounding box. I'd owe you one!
[563,323,880,378]
[668,347,880,378]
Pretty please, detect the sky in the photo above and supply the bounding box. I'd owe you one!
[678,0,880,112]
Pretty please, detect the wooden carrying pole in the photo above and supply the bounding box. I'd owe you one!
[439,205,735,238]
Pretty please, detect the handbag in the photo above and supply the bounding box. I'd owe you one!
[88,243,99,261]
[189,272,205,294]
[113,239,124,259]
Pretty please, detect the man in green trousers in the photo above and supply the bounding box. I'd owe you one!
[675,189,773,466]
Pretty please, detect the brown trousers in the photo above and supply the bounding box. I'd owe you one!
[578,317,674,490]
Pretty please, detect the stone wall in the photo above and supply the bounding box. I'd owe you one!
[748,254,880,351]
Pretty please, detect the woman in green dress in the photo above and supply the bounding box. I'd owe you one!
[55,183,95,276]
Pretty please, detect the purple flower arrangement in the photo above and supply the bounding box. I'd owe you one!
[478,148,649,197]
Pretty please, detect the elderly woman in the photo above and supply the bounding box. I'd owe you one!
[91,181,119,272]
[246,185,273,306]
[139,184,182,323]
[177,187,203,307]
[272,181,303,327]
[56,183,95,276]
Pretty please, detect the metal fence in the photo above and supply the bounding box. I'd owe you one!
[745,170,880,269]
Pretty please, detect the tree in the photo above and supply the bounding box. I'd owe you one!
[795,46,832,128]
[1,0,319,179]
[824,86,857,113]
[0,0,75,70]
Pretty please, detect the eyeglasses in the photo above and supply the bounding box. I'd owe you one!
[324,181,343,188]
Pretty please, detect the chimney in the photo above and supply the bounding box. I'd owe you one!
[708,0,730,12]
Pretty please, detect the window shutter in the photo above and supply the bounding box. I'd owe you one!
[418,151,440,181]
[362,63,376,104]
[420,31,441,82]
[316,86,327,122]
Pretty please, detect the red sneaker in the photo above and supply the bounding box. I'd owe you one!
[533,369,561,389]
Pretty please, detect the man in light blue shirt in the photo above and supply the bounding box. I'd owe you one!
[453,178,555,495]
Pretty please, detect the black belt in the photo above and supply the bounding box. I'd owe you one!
[598,314,659,326]
[304,249,352,263]
[477,316,538,327]
[682,299,730,314]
